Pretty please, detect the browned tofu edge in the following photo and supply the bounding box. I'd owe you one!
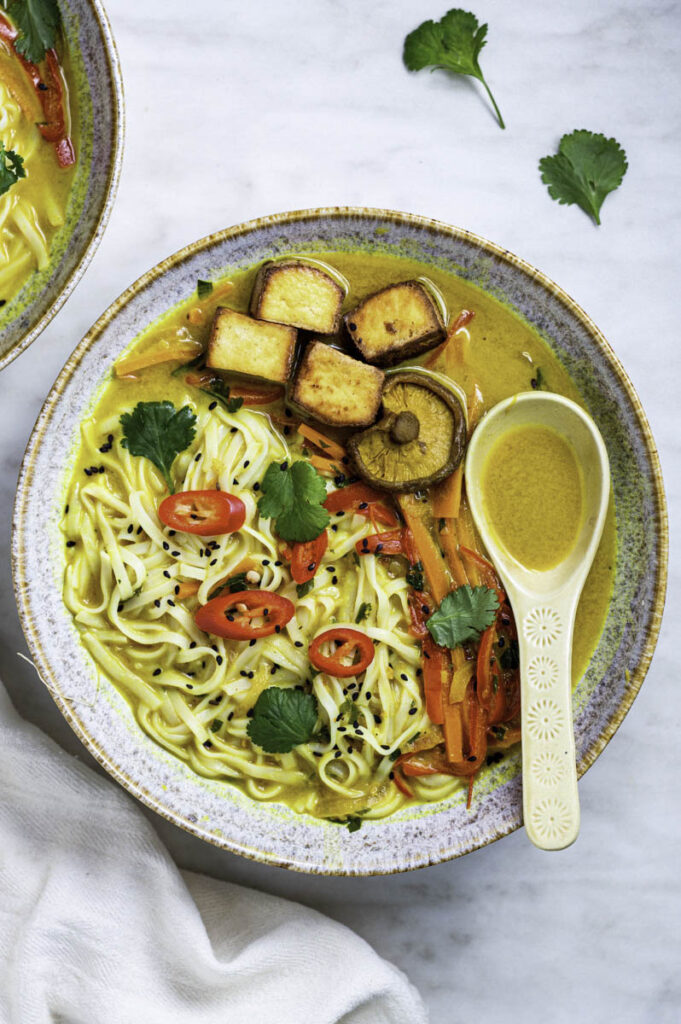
[343,280,446,367]
[249,261,344,333]
[290,341,385,428]
[206,306,297,383]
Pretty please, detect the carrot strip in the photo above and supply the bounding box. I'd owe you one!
[393,770,414,799]
[175,580,200,600]
[424,309,475,368]
[397,494,452,605]
[309,455,342,477]
[475,625,496,708]
[422,636,446,725]
[430,464,463,519]
[460,546,506,602]
[437,521,469,589]
[443,702,464,764]
[298,423,347,461]
[115,337,204,377]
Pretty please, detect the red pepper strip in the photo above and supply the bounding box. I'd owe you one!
[290,531,328,584]
[392,769,414,799]
[401,527,419,566]
[396,746,451,777]
[324,481,399,529]
[475,624,497,710]
[422,635,447,725]
[308,627,375,678]
[355,529,405,557]
[0,16,75,167]
[459,546,506,603]
[407,589,432,639]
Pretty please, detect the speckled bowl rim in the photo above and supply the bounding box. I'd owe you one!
[0,0,124,371]
[12,207,668,874]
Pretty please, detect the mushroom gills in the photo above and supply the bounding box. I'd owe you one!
[348,371,467,492]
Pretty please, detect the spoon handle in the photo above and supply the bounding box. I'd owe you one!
[513,592,580,850]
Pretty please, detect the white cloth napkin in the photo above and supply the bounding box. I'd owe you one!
[0,676,427,1024]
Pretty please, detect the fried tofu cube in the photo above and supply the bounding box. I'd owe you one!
[344,281,445,366]
[206,307,296,384]
[250,261,344,334]
[291,341,384,428]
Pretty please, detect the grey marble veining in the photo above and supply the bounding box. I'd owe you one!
[0,1,679,1021]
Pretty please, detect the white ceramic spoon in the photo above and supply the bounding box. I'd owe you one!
[465,392,610,850]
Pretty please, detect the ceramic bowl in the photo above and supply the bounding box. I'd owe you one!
[12,208,668,874]
[0,0,124,371]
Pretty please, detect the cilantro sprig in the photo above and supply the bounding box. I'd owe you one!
[257,460,330,543]
[2,0,61,63]
[120,401,196,494]
[0,142,26,198]
[403,9,505,129]
[539,130,628,225]
[198,377,244,414]
[247,687,319,753]
[427,585,499,648]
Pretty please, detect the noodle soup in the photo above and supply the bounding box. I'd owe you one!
[0,7,77,307]
[61,251,616,823]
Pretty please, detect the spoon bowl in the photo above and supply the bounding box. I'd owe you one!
[466,392,610,849]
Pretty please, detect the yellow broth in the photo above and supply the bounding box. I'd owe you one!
[481,425,585,571]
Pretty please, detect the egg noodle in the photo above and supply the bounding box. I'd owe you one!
[0,80,58,298]
[63,398,463,818]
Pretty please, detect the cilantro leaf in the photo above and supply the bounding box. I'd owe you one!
[120,401,196,494]
[258,460,330,543]
[197,279,213,299]
[539,130,628,225]
[403,8,505,129]
[355,601,372,624]
[4,0,61,63]
[406,561,425,591]
[296,579,315,599]
[427,585,499,648]
[530,367,549,391]
[199,377,243,413]
[0,142,26,197]
[247,687,319,753]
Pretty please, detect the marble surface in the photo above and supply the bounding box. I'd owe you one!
[1,0,679,1020]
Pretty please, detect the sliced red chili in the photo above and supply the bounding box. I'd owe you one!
[195,590,294,639]
[290,531,328,584]
[308,627,375,678]
[324,482,399,528]
[158,490,245,536]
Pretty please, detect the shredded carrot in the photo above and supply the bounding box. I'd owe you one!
[425,309,475,368]
[397,494,452,604]
[175,580,200,600]
[298,423,347,461]
[309,455,342,477]
[422,636,447,725]
[460,546,505,602]
[449,660,475,703]
[430,464,463,519]
[442,702,464,764]
[115,336,204,378]
[393,769,414,799]
[437,521,469,589]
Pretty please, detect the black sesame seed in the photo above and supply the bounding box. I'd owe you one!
[64,505,69,514]
[209,558,217,566]
[331,525,338,532]
[154,599,160,608]
[332,576,338,584]
[168,599,175,607]
[163,570,171,579]
[232,478,239,486]
[171,551,180,557]
[153,668,161,677]
[249,639,256,647]
[274,560,282,567]
[230,427,237,434]
[253,482,260,492]
[421,605,430,615]
[408,707,417,716]
[216,655,223,665]
[400,673,408,681]
[375,543,384,553]
[281,461,288,471]
[66,540,76,548]
[262,559,270,566]
[275,625,281,633]
[294,640,303,648]
[162,542,169,551]
[189,641,197,649]
[203,740,212,748]
[334,750,342,758]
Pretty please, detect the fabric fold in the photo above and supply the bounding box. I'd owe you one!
[0,677,427,1024]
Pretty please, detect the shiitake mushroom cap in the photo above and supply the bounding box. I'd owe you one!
[348,370,467,492]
